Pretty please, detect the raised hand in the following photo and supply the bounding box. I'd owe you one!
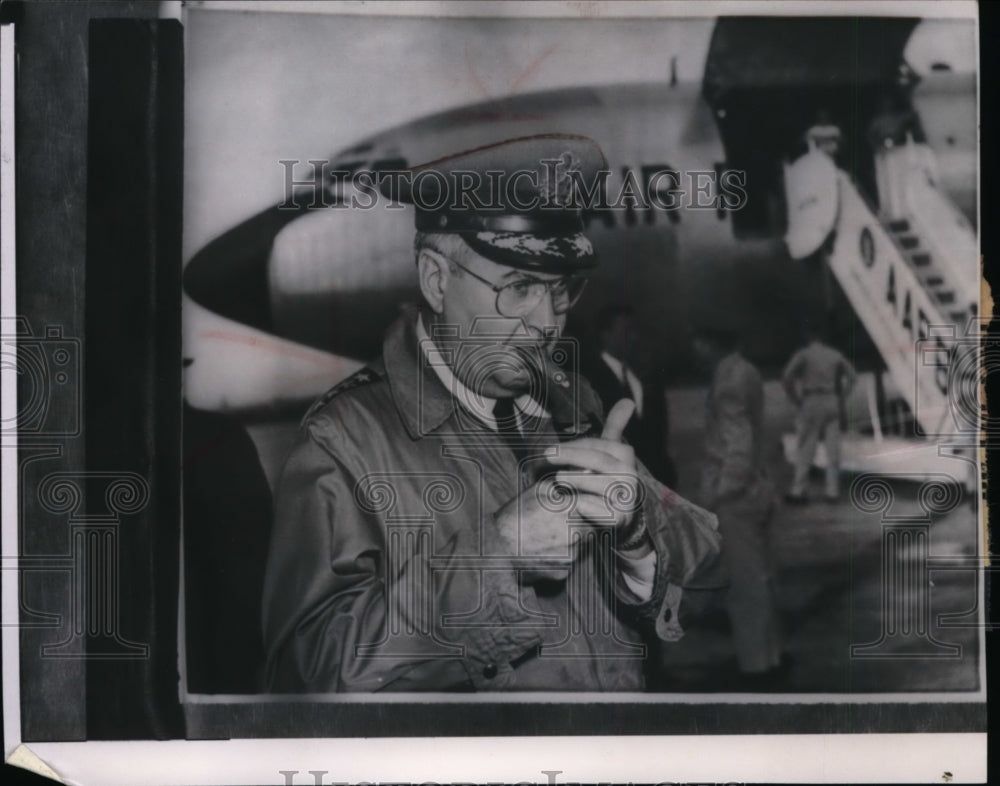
[490,399,641,582]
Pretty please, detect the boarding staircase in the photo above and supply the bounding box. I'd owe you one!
[784,141,979,445]
[797,145,983,658]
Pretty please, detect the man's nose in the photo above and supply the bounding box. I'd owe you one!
[522,286,560,334]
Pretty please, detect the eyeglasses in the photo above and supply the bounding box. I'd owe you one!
[448,259,588,318]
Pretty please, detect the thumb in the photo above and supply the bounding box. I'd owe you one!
[601,398,636,442]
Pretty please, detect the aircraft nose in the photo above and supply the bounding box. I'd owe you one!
[267,200,416,355]
[269,200,414,294]
[182,188,417,413]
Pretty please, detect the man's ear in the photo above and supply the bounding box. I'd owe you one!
[417,249,451,314]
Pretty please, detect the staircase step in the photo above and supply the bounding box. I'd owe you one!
[911,253,932,266]
[936,291,956,305]
[925,276,944,287]
[898,235,920,250]
[951,311,969,324]
[887,219,910,233]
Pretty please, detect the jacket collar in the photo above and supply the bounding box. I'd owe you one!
[382,306,455,440]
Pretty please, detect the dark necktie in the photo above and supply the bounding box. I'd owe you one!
[493,398,544,465]
[620,365,634,402]
[493,397,521,438]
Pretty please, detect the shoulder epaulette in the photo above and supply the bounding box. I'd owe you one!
[303,367,381,422]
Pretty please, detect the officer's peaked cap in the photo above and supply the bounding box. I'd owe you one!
[383,134,607,275]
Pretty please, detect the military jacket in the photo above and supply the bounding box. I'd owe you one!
[262,311,723,692]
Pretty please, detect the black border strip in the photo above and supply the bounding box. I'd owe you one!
[84,17,184,740]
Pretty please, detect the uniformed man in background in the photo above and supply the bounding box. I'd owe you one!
[695,319,784,686]
[804,108,842,161]
[782,325,857,503]
[582,304,677,488]
[261,135,724,692]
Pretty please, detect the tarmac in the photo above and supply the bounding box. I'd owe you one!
[659,382,983,695]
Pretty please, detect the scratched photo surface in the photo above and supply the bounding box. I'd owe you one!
[177,4,984,729]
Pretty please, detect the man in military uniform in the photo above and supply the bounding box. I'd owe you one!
[782,326,857,503]
[261,136,724,692]
[803,108,842,160]
[582,304,677,488]
[695,320,783,684]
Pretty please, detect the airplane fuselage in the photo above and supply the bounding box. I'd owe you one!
[184,74,975,414]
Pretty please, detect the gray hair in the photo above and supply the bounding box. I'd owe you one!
[413,231,474,272]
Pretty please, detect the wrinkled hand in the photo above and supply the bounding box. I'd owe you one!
[491,400,639,581]
[546,398,639,526]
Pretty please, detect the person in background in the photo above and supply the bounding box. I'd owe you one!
[583,304,678,489]
[694,320,784,687]
[782,324,857,504]
[867,93,926,151]
[804,108,842,161]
